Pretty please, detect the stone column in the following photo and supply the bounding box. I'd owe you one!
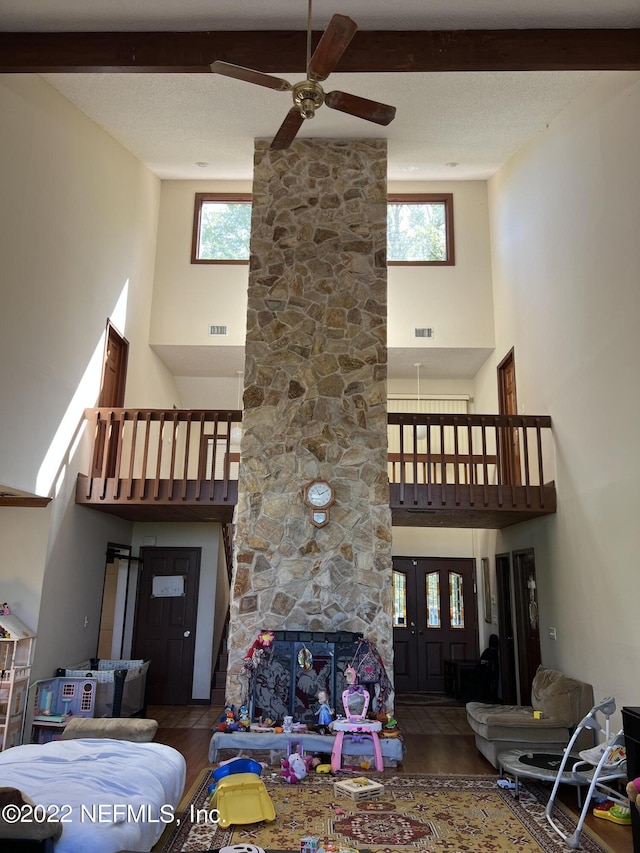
[226,138,393,709]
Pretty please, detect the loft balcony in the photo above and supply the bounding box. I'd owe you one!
[76,408,556,528]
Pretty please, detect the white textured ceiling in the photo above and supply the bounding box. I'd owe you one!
[4,0,636,391]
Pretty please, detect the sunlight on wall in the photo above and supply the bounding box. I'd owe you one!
[35,280,130,497]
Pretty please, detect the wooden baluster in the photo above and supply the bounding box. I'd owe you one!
[113,410,126,500]
[508,416,517,507]
[140,412,151,500]
[453,417,460,506]
[222,414,232,501]
[467,422,475,506]
[126,412,139,500]
[86,411,99,498]
[522,421,532,507]
[153,412,165,500]
[481,418,489,507]
[210,413,220,500]
[100,410,113,500]
[398,419,405,505]
[182,413,192,500]
[439,418,447,506]
[195,412,205,500]
[495,417,503,507]
[536,418,545,507]
[426,419,432,505]
[412,419,419,505]
[168,411,178,500]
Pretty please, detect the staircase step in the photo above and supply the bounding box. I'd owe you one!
[214,671,227,688]
[210,686,226,704]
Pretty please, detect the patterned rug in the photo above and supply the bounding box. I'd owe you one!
[157,772,615,853]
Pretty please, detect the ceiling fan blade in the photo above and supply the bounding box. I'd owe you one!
[308,14,358,82]
[210,60,291,92]
[270,108,305,150]
[325,90,397,126]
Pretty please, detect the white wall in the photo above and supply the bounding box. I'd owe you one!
[0,75,181,684]
[151,179,495,408]
[387,180,495,351]
[131,523,223,701]
[477,71,640,720]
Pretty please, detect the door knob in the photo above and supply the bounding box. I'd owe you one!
[183,630,191,637]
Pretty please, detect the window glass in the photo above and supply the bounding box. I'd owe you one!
[426,572,441,628]
[392,571,407,627]
[192,193,251,263]
[450,571,465,628]
[387,193,454,265]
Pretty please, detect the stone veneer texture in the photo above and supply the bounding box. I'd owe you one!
[226,138,393,708]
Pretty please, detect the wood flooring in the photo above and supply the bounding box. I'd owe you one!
[149,702,632,852]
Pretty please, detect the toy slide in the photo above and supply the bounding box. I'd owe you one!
[210,773,276,828]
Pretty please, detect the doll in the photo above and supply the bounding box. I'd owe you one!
[315,689,333,729]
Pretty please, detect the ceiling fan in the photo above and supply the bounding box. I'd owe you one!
[210,0,397,150]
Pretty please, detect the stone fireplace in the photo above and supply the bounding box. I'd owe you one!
[226,138,393,711]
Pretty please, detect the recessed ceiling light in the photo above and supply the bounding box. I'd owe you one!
[446,162,459,167]
[195,161,209,168]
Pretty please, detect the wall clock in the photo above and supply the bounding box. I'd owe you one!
[303,479,335,528]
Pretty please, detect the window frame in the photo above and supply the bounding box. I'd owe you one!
[191,191,455,266]
[387,192,455,266]
[191,192,252,264]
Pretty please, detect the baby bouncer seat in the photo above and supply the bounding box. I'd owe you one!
[545,696,629,849]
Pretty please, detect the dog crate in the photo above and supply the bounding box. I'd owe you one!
[56,659,149,718]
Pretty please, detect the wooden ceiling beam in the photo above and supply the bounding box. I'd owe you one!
[1,29,639,73]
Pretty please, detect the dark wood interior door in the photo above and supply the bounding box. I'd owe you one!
[92,321,129,477]
[132,547,200,705]
[513,548,541,706]
[497,348,521,485]
[495,552,517,704]
[393,557,478,693]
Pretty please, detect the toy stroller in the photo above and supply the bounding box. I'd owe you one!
[545,697,629,849]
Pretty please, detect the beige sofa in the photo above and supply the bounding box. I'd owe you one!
[466,665,594,768]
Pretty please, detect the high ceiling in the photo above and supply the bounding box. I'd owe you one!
[3,1,638,388]
[2,0,637,181]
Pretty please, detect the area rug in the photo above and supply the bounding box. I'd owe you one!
[157,772,616,853]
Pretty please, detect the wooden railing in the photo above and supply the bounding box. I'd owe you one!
[387,412,554,513]
[77,408,555,524]
[78,408,242,518]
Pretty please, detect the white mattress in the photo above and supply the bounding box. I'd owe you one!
[0,737,186,853]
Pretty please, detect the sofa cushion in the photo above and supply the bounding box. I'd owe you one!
[530,667,586,725]
[465,701,573,743]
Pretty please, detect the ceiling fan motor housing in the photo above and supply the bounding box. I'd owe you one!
[293,79,325,119]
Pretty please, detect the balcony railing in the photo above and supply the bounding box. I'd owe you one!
[387,413,556,525]
[77,408,555,526]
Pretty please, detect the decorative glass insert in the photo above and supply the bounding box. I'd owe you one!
[392,571,407,627]
[151,575,185,598]
[450,571,465,628]
[426,572,441,628]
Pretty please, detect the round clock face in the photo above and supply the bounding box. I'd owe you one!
[305,480,334,509]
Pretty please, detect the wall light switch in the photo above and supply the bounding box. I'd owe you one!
[549,627,557,640]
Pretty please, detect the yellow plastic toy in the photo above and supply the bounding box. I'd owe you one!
[209,772,276,828]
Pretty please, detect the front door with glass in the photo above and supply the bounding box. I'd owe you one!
[392,556,479,693]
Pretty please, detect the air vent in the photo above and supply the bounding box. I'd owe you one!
[208,325,228,336]
[414,327,434,339]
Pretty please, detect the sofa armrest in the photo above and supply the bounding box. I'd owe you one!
[61,717,158,742]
